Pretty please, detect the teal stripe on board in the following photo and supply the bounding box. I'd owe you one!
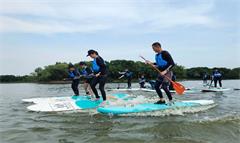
[74,93,129,109]
[97,102,200,115]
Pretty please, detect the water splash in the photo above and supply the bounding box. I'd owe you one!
[118,104,217,117]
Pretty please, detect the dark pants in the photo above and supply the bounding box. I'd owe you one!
[169,83,174,90]
[140,82,145,88]
[91,75,107,101]
[127,78,132,88]
[214,77,222,87]
[155,72,172,101]
[71,79,79,95]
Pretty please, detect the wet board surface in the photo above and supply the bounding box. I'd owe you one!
[201,88,231,92]
[26,93,129,112]
[22,95,89,104]
[97,100,215,115]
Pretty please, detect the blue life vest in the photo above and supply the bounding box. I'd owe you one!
[81,68,88,76]
[69,71,75,78]
[69,69,79,78]
[155,53,168,68]
[213,72,222,77]
[125,72,133,77]
[92,59,100,72]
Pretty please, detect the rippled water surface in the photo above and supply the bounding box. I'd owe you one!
[0,80,240,143]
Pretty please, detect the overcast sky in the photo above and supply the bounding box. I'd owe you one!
[0,0,239,75]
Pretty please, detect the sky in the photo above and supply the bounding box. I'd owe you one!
[0,0,239,75]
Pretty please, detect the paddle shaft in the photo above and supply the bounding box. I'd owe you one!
[209,76,213,88]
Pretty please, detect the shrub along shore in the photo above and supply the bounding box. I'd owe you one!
[1,60,239,83]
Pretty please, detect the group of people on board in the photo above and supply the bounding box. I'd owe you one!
[202,69,223,88]
[67,41,223,107]
[67,50,108,106]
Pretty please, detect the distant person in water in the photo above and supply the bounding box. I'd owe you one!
[148,80,156,90]
[139,75,146,88]
[169,73,176,90]
[145,42,175,105]
[68,63,80,96]
[203,72,208,85]
[79,62,94,96]
[119,69,133,89]
[212,69,222,88]
[87,50,108,106]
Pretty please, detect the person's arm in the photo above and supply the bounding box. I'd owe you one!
[118,75,125,79]
[118,71,126,75]
[145,60,156,66]
[73,69,81,79]
[96,57,106,76]
[162,51,175,71]
[86,67,93,75]
[63,71,72,81]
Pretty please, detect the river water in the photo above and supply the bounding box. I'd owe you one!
[0,80,240,143]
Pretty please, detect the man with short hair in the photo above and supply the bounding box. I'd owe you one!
[146,42,175,104]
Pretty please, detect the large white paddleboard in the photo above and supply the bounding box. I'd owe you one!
[201,87,231,92]
[25,93,129,112]
[22,95,91,104]
[97,100,215,115]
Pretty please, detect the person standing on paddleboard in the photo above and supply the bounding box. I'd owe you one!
[139,75,146,88]
[118,69,133,89]
[212,69,222,88]
[79,62,94,97]
[87,50,108,106]
[68,63,80,96]
[146,42,175,104]
[202,72,208,85]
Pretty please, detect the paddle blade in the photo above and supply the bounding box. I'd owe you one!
[172,81,185,95]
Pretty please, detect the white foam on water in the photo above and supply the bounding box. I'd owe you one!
[194,113,240,123]
[117,104,217,117]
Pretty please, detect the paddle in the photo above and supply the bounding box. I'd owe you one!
[140,56,185,95]
[117,74,125,89]
[208,76,213,89]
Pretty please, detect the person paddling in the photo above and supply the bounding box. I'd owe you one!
[79,62,94,96]
[87,50,108,106]
[202,72,208,85]
[139,75,146,88]
[68,63,80,96]
[145,42,175,104]
[212,69,222,88]
[118,69,133,89]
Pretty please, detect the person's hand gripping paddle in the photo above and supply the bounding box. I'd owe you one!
[140,56,185,95]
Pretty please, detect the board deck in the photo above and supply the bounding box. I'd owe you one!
[97,100,214,115]
[25,93,129,112]
[22,93,129,104]
[22,95,89,104]
[201,88,231,92]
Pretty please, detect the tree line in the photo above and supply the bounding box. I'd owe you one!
[0,60,239,83]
